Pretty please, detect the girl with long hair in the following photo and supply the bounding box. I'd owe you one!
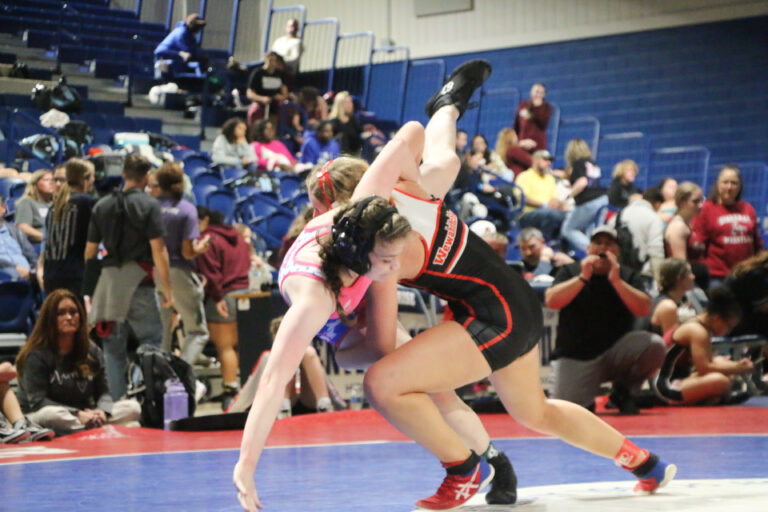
[15,290,141,435]
[15,168,54,243]
[40,158,95,297]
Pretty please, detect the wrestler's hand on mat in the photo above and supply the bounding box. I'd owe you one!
[234,461,262,510]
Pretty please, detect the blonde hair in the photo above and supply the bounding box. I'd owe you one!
[674,181,701,208]
[52,158,93,222]
[612,159,638,180]
[329,91,352,120]
[305,156,368,208]
[494,128,518,159]
[21,169,52,202]
[564,139,592,170]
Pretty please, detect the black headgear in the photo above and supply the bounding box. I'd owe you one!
[331,196,398,275]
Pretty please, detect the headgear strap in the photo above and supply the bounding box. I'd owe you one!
[331,196,398,275]
[316,160,335,211]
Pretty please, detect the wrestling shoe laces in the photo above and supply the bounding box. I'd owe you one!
[415,458,494,510]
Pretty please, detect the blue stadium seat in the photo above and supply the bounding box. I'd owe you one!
[0,281,36,334]
[193,171,223,188]
[206,189,237,225]
[193,183,218,206]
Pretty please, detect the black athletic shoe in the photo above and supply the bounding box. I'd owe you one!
[14,417,55,442]
[424,59,492,119]
[608,384,640,415]
[485,452,518,505]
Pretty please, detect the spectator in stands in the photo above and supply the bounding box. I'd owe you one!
[196,207,250,410]
[655,286,751,405]
[212,118,257,170]
[296,86,328,131]
[657,177,678,226]
[514,83,552,153]
[560,139,608,252]
[608,186,665,282]
[0,193,37,281]
[471,134,512,180]
[516,227,573,278]
[299,120,340,167]
[727,251,768,338]
[86,154,173,400]
[246,51,288,127]
[146,170,161,197]
[516,149,568,241]
[545,225,665,414]
[0,361,54,443]
[329,91,363,156]
[495,127,532,178]
[52,163,66,196]
[664,181,708,289]
[607,159,642,208]
[15,290,141,435]
[15,169,54,244]
[644,258,697,339]
[456,129,468,154]
[692,165,762,286]
[40,158,95,298]
[154,163,212,366]
[270,18,303,75]
[250,119,297,172]
[154,13,208,80]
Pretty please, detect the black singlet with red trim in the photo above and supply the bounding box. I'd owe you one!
[392,189,543,371]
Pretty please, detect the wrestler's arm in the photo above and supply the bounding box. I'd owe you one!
[351,125,423,201]
[234,278,335,510]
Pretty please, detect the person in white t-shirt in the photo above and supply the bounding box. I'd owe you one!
[271,18,303,75]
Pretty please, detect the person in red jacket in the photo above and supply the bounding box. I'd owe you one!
[692,165,763,285]
[513,83,552,153]
[196,207,252,408]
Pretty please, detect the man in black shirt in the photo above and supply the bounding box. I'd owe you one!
[85,154,174,400]
[544,225,665,413]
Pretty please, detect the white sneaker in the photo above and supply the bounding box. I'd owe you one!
[194,380,207,403]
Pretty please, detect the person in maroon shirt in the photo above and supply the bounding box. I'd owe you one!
[692,165,763,284]
[196,207,251,408]
[513,83,552,153]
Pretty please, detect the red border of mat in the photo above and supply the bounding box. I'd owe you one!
[2,405,766,465]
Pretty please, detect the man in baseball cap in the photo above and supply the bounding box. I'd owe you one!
[544,222,665,415]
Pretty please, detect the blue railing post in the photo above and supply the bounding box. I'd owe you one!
[126,34,138,107]
[165,0,176,31]
[200,68,210,140]
[228,0,242,56]
[197,0,208,45]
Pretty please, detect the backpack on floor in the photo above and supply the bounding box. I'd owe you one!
[127,345,197,428]
[614,208,647,272]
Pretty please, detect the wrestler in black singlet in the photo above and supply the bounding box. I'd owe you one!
[392,189,543,371]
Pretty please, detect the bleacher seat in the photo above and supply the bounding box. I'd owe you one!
[206,189,237,224]
[0,281,36,334]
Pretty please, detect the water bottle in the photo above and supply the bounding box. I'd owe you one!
[346,383,363,410]
[248,260,261,291]
[163,379,189,430]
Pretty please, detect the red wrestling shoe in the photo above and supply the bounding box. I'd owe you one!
[415,458,494,510]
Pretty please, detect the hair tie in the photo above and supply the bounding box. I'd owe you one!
[317,160,336,210]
